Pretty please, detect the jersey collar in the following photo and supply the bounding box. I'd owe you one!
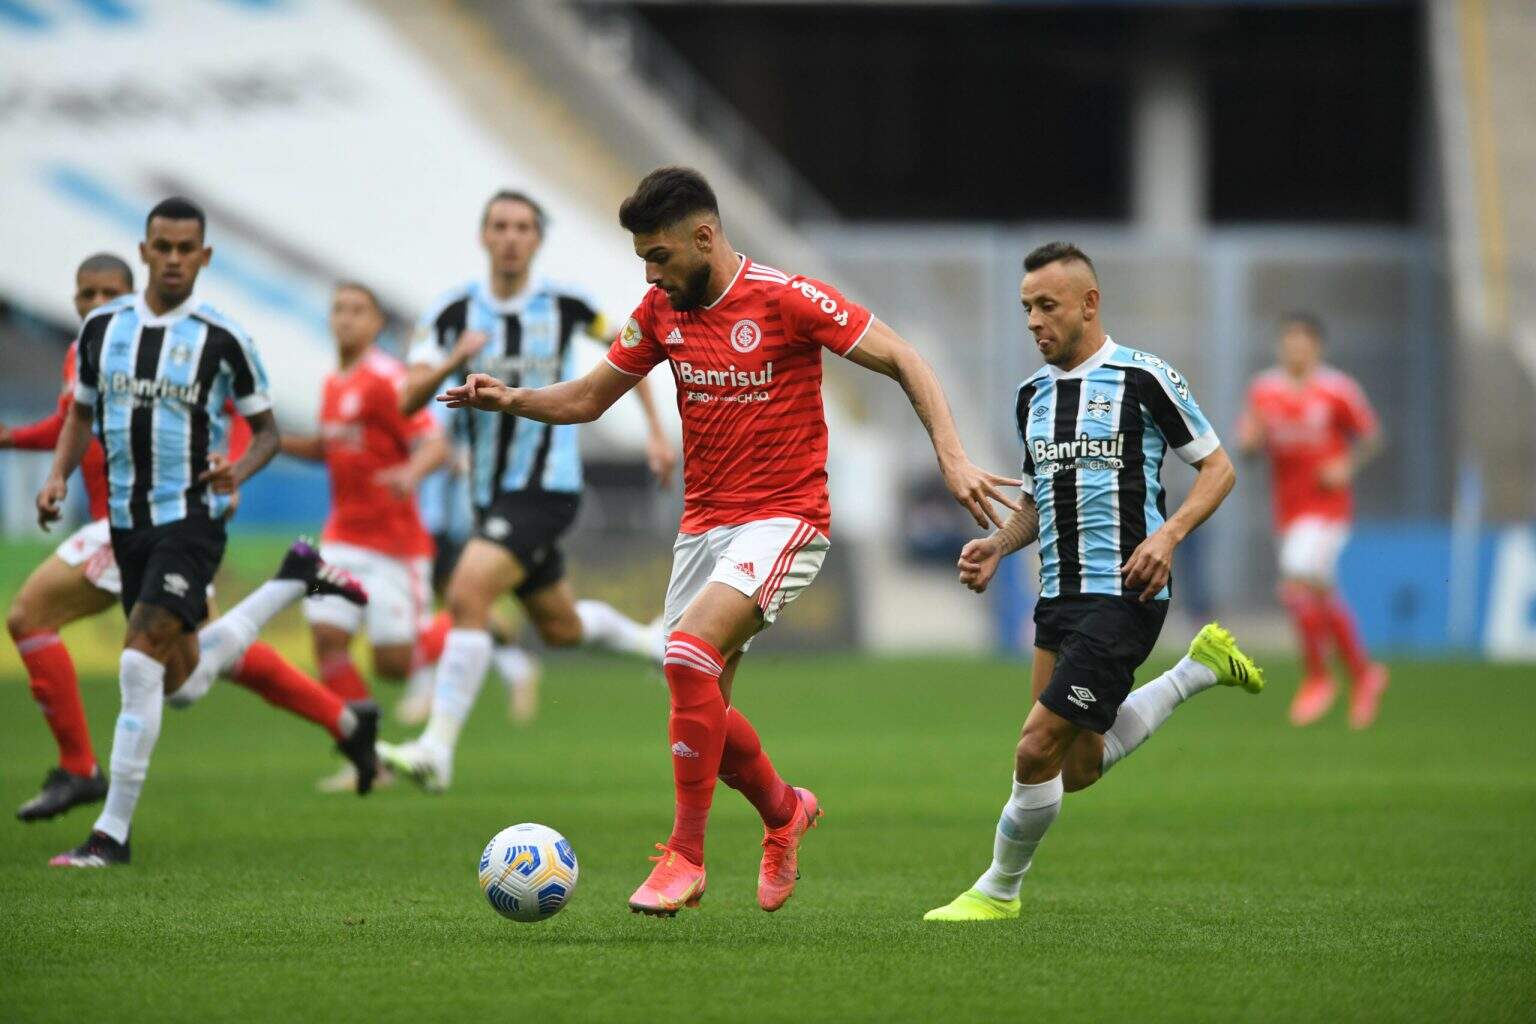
[133,291,198,327]
[702,253,747,310]
[479,275,546,314]
[1045,336,1115,380]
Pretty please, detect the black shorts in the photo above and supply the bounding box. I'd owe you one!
[431,531,465,597]
[473,491,580,599]
[111,516,227,631]
[1034,594,1169,733]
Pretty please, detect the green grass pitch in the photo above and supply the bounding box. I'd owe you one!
[2,649,1532,1022]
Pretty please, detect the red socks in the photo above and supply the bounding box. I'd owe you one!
[1280,583,1331,679]
[319,651,372,702]
[413,611,451,670]
[719,707,797,829]
[229,642,348,740]
[1322,592,1373,681]
[15,631,97,777]
[663,633,728,865]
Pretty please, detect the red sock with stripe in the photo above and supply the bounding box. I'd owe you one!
[1280,583,1331,678]
[413,611,451,669]
[14,631,97,776]
[663,632,727,865]
[229,642,348,740]
[319,650,372,702]
[1322,590,1373,681]
[718,707,797,828]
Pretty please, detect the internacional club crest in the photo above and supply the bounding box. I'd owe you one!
[728,319,762,354]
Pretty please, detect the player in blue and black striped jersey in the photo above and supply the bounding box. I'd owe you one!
[382,190,677,790]
[926,243,1267,922]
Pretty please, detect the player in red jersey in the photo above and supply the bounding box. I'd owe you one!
[279,282,453,789]
[7,253,379,834]
[441,167,1018,915]
[1239,313,1387,728]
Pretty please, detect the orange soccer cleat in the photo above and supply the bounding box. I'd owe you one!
[628,844,707,917]
[1289,674,1336,726]
[1348,664,1390,730]
[757,787,823,912]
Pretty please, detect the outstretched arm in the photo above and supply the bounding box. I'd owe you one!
[438,362,640,425]
[402,330,489,415]
[279,433,325,461]
[1121,445,1236,601]
[843,317,1020,529]
[35,401,95,531]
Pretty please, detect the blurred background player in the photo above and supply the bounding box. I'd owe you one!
[37,200,373,867]
[381,189,677,790]
[439,167,1020,915]
[925,243,1264,922]
[1239,313,1387,728]
[278,281,457,789]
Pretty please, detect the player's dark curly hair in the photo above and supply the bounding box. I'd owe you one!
[334,280,383,311]
[619,167,720,235]
[145,196,206,237]
[1023,241,1096,280]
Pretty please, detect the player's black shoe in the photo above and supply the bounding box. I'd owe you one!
[49,830,130,868]
[276,537,368,605]
[16,766,109,823]
[337,700,380,795]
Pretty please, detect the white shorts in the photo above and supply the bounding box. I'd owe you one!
[303,542,431,647]
[663,517,830,653]
[53,518,120,596]
[1278,517,1350,585]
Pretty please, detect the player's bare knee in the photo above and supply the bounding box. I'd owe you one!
[533,615,582,648]
[124,604,185,662]
[1014,727,1066,784]
[445,579,494,629]
[1062,763,1102,793]
[371,646,413,680]
[6,599,41,639]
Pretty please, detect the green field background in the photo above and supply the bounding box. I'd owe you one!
[0,536,1532,1023]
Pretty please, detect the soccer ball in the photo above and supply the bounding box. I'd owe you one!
[477,823,579,922]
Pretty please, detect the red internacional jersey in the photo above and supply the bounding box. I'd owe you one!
[318,348,438,558]
[1241,367,1378,529]
[606,257,873,536]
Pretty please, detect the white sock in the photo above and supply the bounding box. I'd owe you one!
[974,773,1063,902]
[168,580,306,709]
[420,629,493,755]
[493,645,538,692]
[1101,655,1218,773]
[93,650,166,844]
[403,662,436,703]
[575,600,662,662]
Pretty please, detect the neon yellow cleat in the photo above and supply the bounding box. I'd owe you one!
[1188,622,1265,694]
[922,887,1020,922]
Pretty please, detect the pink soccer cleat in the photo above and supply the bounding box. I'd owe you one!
[757,787,823,912]
[627,844,707,917]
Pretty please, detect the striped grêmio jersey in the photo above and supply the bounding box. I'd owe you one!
[1016,337,1219,601]
[74,293,271,530]
[408,278,607,508]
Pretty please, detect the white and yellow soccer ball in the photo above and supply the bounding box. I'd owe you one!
[477,823,579,922]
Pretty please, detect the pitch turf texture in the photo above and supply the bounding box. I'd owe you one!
[1,549,1532,1023]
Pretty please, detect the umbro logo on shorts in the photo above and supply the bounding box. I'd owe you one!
[162,573,190,597]
[1067,685,1096,710]
[671,741,700,759]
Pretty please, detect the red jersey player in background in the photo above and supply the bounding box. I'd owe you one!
[279,282,453,791]
[441,167,1018,916]
[1239,312,1387,728]
[8,253,379,830]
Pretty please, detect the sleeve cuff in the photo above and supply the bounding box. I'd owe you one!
[234,393,273,416]
[603,355,645,378]
[1019,475,1034,499]
[74,384,97,405]
[1174,430,1220,464]
[837,315,874,357]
